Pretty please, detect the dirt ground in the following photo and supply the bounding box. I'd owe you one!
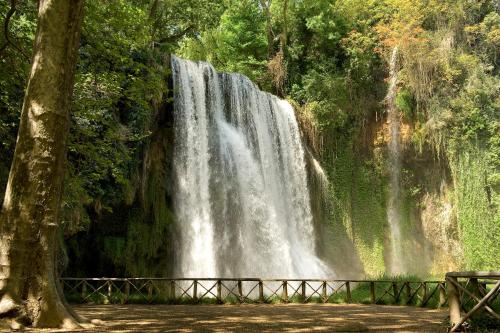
[25,304,448,333]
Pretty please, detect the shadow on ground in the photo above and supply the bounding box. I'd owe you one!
[29,304,448,332]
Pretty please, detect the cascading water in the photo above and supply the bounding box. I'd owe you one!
[171,56,332,279]
[386,46,405,275]
[309,151,330,203]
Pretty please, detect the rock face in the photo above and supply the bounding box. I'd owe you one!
[63,56,463,280]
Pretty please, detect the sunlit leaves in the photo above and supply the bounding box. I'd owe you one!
[180,0,268,85]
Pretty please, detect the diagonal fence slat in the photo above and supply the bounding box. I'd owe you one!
[447,271,500,333]
[375,283,397,304]
[421,283,440,307]
[287,281,304,300]
[325,282,346,303]
[303,281,324,303]
[262,281,285,303]
[242,282,260,303]
[220,281,243,302]
[128,280,150,302]
[197,281,218,301]
[82,280,109,302]
[448,278,500,320]
[406,283,423,304]
[175,280,195,300]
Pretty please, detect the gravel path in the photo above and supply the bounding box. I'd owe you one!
[26,304,448,332]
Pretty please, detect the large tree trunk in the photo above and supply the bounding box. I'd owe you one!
[0,0,84,329]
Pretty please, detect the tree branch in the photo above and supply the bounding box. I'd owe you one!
[156,25,196,45]
[149,0,160,20]
[0,0,29,60]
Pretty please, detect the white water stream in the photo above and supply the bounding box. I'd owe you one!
[171,56,332,279]
[386,47,405,275]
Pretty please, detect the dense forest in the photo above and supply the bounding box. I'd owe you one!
[0,0,498,281]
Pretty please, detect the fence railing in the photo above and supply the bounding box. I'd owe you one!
[61,278,447,307]
[446,271,500,332]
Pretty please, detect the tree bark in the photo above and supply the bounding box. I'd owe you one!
[259,0,274,60]
[280,0,288,52]
[0,0,84,329]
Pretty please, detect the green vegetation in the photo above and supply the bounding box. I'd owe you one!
[0,0,498,278]
[325,138,388,276]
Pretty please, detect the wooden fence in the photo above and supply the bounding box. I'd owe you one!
[61,278,446,307]
[446,271,500,332]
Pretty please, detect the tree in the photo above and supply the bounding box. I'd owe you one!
[259,0,274,59]
[0,0,85,328]
[148,0,225,49]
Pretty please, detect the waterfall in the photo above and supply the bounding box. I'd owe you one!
[386,46,405,275]
[171,56,331,279]
[310,152,330,201]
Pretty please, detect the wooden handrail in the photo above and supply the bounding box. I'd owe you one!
[446,271,500,279]
[61,277,445,283]
[446,271,500,332]
[60,277,447,308]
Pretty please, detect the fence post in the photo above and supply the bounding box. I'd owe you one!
[370,282,376,304]
[217,280,222,303]
[393,282,399,303]
[346,281,352,303]
[193,280,198,302]
[421,282,427,305]
[259,281,264,303]
[438,282,446,308]
[238,280,243,303]
[282,281,288,303]
[147,281,153,303]
[123,280,130,304]
[470,278,484,299]
[301,281,306,302]
[81,281,87,301]
[322,281,327,303]
[447,277,462,328]
[107,280,112,302]
[170,280,176,301]
[405,282,411,304]
[480,282,487,297]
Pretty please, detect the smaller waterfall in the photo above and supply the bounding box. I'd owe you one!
[310,151,330,204]
[386,46,405,275]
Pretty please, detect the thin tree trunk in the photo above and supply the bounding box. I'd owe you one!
[280,0,288,52]
[0,0,85,329]
[259,0,274,59]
